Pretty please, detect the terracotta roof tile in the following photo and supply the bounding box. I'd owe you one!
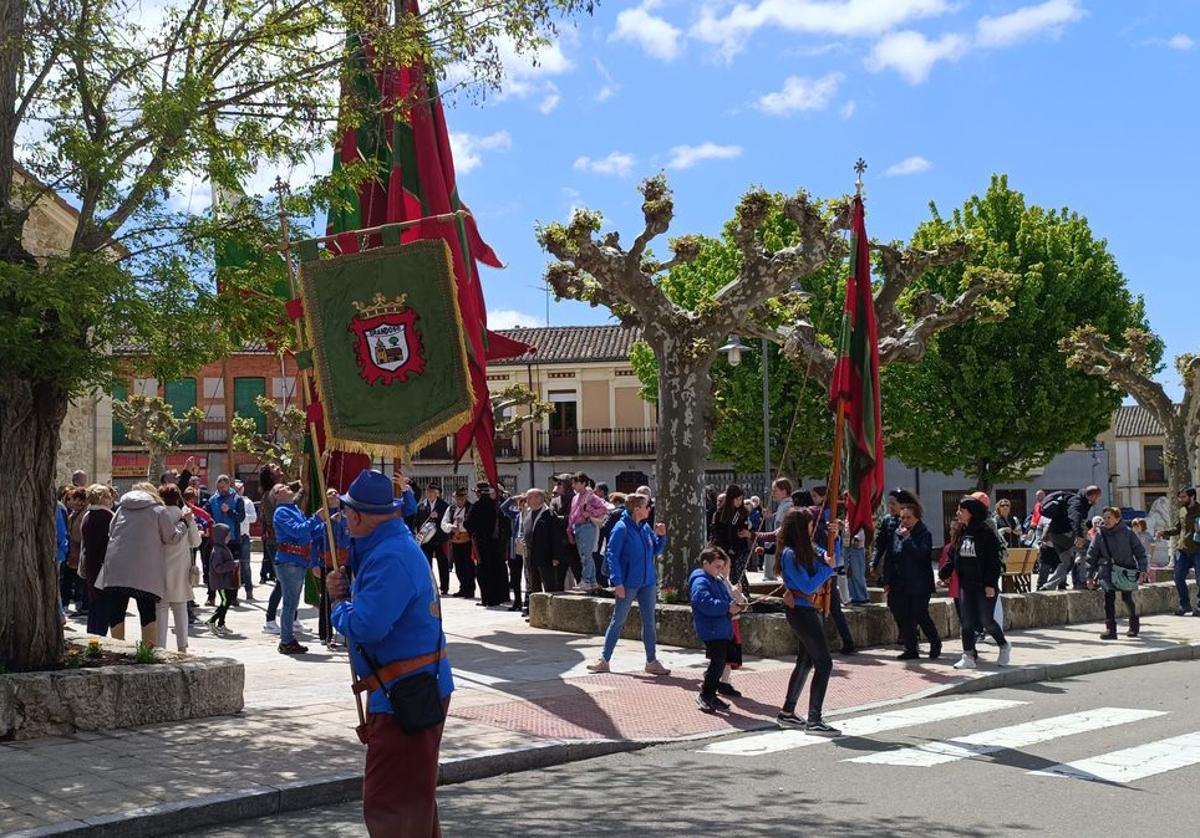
[495,325,642,364]
[1112,404,1165,438]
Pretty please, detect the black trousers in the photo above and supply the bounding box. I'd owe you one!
[828,583,854,649]
[529,561,560,594]
[1105,589,1136,621]
[60,564,87,610]
[476,541,509,605]
[783,606,833,721]
[888,591,940,653]
[507,556,524,605]
[960,589,1006,654]
[105,587,157,630]
[702,639,729,699]
[422,542,451,594]
[451,541,475,597]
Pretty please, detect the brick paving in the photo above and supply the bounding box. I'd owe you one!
[3,558,1200,835]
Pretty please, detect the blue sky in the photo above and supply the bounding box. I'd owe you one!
[437,0,1198,396]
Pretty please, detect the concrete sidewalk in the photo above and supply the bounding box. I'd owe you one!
[3,581,1200,837]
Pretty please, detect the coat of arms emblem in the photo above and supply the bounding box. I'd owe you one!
[349,292,427,385]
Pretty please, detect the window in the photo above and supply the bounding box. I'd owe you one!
[234,377,267,434]
[1143,445,1165,484]
[112,383,128,445]
[165,379,197,444]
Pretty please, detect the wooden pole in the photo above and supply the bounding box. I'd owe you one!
[273,178,364,729]
[822,400,846,616]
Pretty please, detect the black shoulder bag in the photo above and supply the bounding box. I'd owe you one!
[356,631,447,735]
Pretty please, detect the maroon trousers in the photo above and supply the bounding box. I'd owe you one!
[362,698,449,837]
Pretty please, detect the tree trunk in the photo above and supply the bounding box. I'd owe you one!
[653,337,712,591]
[973,461,993,494]
[0,376,68,671]
[1162,415,1191,501]
[147,450,166,483]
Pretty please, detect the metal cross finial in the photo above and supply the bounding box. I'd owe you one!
[854,158,867,196]
[272,176,289,198]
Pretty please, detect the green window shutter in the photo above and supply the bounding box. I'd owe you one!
[234,377,267,434]
[112,383,128,445]
[165,379,197,444]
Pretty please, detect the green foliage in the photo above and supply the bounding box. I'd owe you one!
[231,394,307,474]
[883,175,1155,489]
[491,384,552,437]
[112,395,204,457]
[133,641,158,665]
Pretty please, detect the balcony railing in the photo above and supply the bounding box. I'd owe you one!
[1142,468,1166,485]
[198,422,227,444]
[537,427,656,458]
[412,435,522,461]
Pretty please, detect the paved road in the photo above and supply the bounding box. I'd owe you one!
[177,660,1200,837]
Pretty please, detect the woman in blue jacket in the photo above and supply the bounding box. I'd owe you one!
[777,507,839,735]
[586,494,669,675]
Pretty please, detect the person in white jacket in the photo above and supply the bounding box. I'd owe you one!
[157,484,202,652]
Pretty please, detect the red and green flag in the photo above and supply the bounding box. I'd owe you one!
[829,195,884,534]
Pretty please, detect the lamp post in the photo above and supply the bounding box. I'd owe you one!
[719,335,771,498]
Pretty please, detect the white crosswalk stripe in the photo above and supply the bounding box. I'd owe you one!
[846,707,1165,767]
[1031,732,1200,783]
[699,698,1026,756]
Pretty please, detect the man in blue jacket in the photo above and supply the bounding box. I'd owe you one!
[271,483,323,655]
[327,470,453,837]
[206,475,247,600]
[587,494,669,675]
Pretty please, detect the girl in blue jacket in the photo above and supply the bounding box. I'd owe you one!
[777,507,839,735]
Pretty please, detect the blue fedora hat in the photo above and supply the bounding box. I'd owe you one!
[339,470,405,515]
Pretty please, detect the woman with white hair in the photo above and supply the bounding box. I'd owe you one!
[157,484,202,652]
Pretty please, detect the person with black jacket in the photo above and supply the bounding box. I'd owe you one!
[522,489,560,595]
[416,484,451,595]
[941,496,1011,670]
[466,482,508,607]
[886,503,941,661]
[1087,507,1150,639]
[550,475,576,587]
[710,484,754,595]
[1038,485,1101,591]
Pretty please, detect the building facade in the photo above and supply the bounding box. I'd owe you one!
[1098,404,1177,512]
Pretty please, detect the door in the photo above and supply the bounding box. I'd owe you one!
[234,377,267,434]
[165,378,197,444]
[547,396,578,456]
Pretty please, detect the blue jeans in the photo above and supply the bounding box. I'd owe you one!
[574,522,598,586]
[846,547,869,604]
[276,562,307,645]
[1174,550,1199,611]
[238,540,254,597]
[602,583,657,663]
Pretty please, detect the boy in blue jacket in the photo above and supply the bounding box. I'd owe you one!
[689,547,746,713]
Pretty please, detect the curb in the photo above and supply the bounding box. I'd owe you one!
[3,740,646,838]
[9,643,1197,837]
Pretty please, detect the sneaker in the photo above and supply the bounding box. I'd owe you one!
[644,660,670,676]
[897,650,921,661]
[997,644,1012,667]
[214,625,233,637]
[805,719,841,736]
[710,695,731,711]
[953,653,978,670]
[839,644,858,656]
[263,620,280,635]
[278,640,308,655]
[716,682,742,698]
[586,658,610,673]
[929,643,943,660]
[776,712,806,730]
[244,593,255,602]
[292,622,307,635]
[1175,608,1192,617]
[696,694,716,713]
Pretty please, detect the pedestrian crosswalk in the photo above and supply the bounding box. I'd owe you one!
[698,697,1200,786]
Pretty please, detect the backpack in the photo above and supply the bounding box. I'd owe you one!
[1039,491,1071,522]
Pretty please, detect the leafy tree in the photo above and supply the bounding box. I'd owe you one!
[882,175,1154,491]
[1062,328,1196,498]
[0,0,591,670]
[231,394,307,475]
[112,395,205,481]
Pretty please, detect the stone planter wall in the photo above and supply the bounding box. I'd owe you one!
[0,640,244,741]
[529,580,1197,659]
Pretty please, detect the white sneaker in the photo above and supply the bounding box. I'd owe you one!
[953,653,978,671]
[292,621,306,635]
[586,658,610,673]
[263,620,280,635]
[997,644,1012,667]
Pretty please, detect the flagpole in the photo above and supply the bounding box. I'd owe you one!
[272,177,365,732]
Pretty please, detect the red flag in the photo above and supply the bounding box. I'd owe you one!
[829,196,884,535]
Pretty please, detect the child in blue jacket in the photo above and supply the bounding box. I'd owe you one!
[688,546,746,713]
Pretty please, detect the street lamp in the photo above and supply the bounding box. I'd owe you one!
[718,335,751,367]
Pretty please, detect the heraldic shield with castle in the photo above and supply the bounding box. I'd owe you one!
[297,236,475,455]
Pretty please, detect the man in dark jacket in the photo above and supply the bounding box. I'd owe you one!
[522,489,561,594]
[466,482,507,607]
[415,484,450,596]
[885,504,941,660]
[1155,487,1200,615]
[1038,485,1101,591]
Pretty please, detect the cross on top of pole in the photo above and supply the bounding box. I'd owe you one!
[854,158,867,197]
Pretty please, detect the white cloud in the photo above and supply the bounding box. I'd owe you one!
[865,30,968,84]
[611,1,684,61]
[757,72,843,115]
[666,142,743,170]
[975,0,1084,48]
[1168,33,1195,50]
[450,130,513,174]
[885,155,932,176]
[573,152,637,178]
[539,83,561,114]
[691,0,954,62]
[493,36,574,101]
[594,59,619,102]
[840,100,857,120]
[489,309,543,329]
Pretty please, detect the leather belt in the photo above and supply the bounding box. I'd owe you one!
[352,649,447,694]
[277,542,308,557]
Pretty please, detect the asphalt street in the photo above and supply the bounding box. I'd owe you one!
[178,660,1200,837]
